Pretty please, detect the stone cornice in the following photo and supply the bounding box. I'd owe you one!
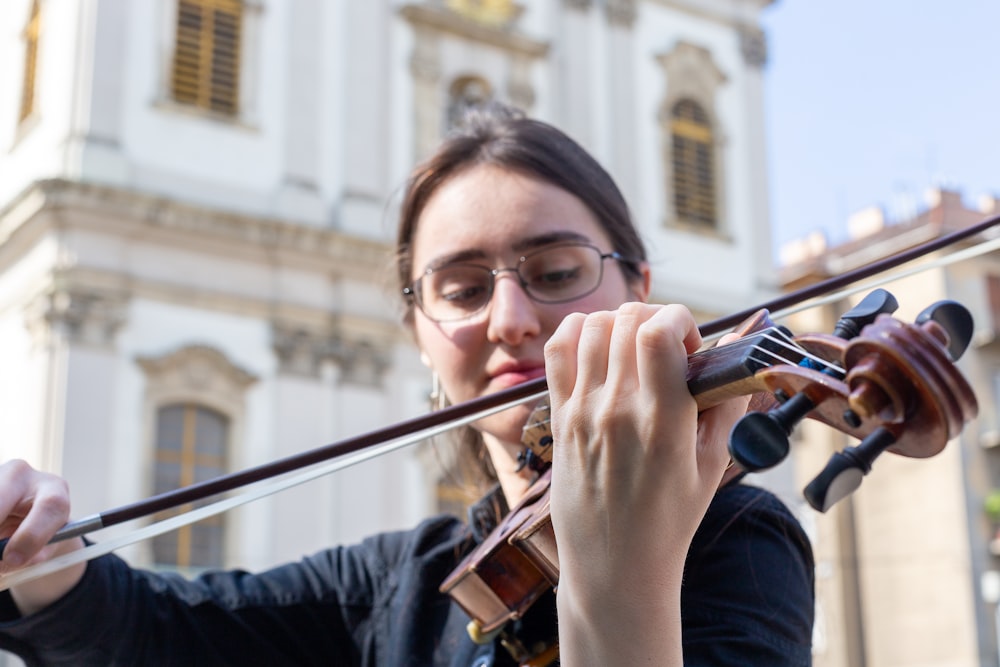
[0,179,413,348]
[645,0,774,31]
[0,179,392,276]
[399,4,549,58]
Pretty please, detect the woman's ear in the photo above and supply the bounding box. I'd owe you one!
[630,261,652,303]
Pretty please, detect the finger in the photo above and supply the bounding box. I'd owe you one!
[697,393,751,482]
[635,305,700,423]
[0,459,35,529]
[0,466,71,568]
[604,303,656,393]
[716,331,742,347]
[573,310,616,397]
[545,312,586,406]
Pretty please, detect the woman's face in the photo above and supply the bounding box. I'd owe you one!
[409,164,650,452]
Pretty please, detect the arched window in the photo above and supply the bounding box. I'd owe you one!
[446,76,493,131]
[671,99,716,227]
[151,403,229,569]
[19,0,41,123]
[170,0,242,115]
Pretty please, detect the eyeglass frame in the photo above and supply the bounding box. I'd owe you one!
[402,242,638,323]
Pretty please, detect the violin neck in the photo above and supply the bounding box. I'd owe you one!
[686,325,799,411]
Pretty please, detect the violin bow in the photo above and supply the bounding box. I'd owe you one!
[2,211,999,589]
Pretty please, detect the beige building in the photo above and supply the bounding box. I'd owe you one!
[780,188,1000,667]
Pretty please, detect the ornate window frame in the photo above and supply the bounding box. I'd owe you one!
[136,344,257,570]
[445,75,494,131]
[656,42,728,237]
[399,2,547,159]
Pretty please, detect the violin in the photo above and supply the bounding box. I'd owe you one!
[0,208,994,661]
[4,210,996,581]
[439,291,978,666]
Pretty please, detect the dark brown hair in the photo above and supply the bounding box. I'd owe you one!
[395,104,648,495]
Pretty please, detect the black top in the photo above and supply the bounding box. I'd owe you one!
[0,482,814,666]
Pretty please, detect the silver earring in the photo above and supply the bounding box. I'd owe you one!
[429,371,447,411]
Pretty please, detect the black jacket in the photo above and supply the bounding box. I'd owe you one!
[0,483,814,666]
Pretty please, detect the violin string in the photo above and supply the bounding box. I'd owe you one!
[0,390,548,591]
[754,332,845,375]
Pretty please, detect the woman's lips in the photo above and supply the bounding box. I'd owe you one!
[488,365,546,390]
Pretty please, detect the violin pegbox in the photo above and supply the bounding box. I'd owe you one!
[729,292,978,513]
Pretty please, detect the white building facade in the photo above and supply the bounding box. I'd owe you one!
[0,0,777,661]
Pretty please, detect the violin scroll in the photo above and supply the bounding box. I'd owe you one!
[738,296,978,512]
[728,288,900,474]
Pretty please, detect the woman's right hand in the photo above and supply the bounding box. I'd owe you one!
[0,459,86,615]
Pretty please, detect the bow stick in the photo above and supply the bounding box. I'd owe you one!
[2,210,999,588]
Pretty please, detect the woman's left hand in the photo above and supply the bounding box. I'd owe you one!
[544,302,749,666]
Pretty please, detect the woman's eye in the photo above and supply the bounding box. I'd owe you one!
[440,284,487,304]
[532,267,581,287]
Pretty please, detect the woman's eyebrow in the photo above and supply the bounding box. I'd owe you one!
[422,231,594,272]
[424,248,488,272]
[512,231,592,252]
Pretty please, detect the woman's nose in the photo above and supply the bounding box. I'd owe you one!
[486,273,542,345]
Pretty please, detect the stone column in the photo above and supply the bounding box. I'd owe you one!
[275,0,325,224]
[340,0,392,239]
[23,286,128,517]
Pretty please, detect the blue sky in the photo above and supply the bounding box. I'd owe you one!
[760,0,1000,257]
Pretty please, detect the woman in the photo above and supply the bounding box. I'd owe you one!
[0,106,814,665]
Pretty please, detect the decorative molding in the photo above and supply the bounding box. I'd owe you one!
[563,0,594,9]
[137,345,258,405]
[400,4,547,158]
[444,0,525,29]
[0,179,392,275]
[328,337,392,387]
[655,41,729,234]
[655,42,727,106]
[644,0,776,30]
[399,4,548,58]
[271,324,330,378]
[24,286,129,348]
[271,322,390,386]
[739,25,768,68]
[605,0,637,27]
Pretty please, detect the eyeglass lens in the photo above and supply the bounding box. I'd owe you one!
[417,244,608,322]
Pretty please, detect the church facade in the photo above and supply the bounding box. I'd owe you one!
[0,0,785,662]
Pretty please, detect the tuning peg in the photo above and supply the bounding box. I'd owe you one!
[915,300,974,361]
[803,427,897,512]
[832,289,899,340]
[728,392,815,471]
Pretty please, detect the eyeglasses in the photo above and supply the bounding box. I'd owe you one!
[403,242,632,323]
